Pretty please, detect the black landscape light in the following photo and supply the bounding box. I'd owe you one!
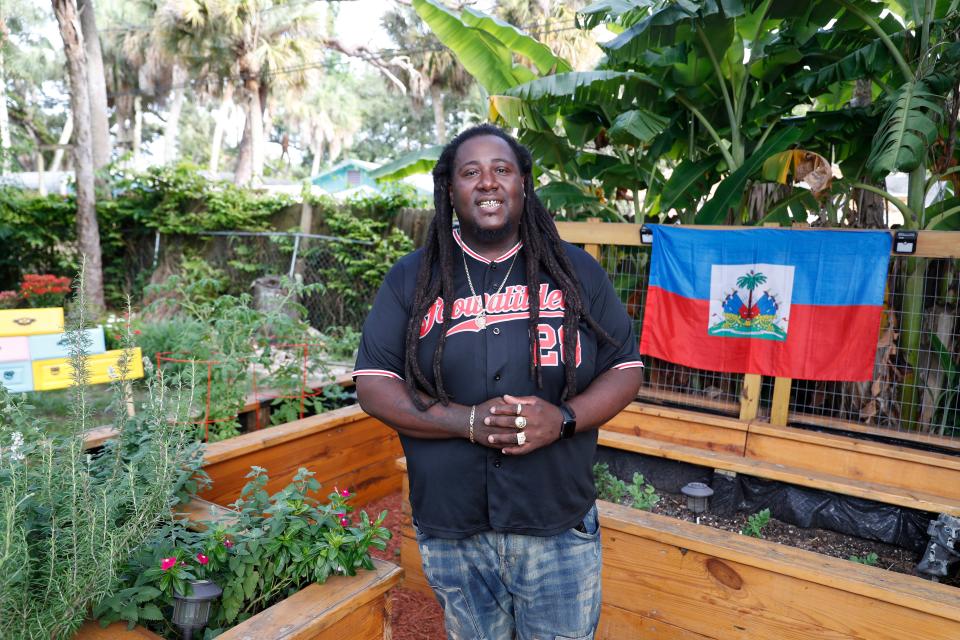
[172,580,222,640]
[681,482,714,514]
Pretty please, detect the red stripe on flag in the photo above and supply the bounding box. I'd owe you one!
[639,286,882,381]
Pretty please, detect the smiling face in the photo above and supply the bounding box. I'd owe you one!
[449,135,525,248]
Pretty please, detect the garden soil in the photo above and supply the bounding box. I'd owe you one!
[364,490,957,640]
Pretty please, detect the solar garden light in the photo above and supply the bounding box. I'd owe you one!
[639,224,654,245]
[172,579,222,640]
[681,482,714,514]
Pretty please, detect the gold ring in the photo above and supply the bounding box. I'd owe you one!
[515,416,527,429]
[517,403,523,416]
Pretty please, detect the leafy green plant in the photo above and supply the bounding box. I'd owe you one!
[95,467,391,635]
[269,383,353,427]
[593,462,628,503]
[627,472,660,511]
[741,509,772,538]
[0,275,206,639]
[849,552,879,566]
[318,325,362,363]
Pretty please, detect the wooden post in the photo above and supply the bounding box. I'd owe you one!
[770,377,792,426]
[739,373,761,421]
[583,217,602,262]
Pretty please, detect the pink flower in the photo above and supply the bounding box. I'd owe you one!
[223,539,234,549]
[341,489,350,497]
[134,329,142,335]
[196,553,209,565]
[160,557,177,571]
[339,515,350,526]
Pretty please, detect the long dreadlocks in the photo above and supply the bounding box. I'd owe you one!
[403,124,616,410]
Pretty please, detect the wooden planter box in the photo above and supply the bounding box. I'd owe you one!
[201,403,403,507]
[396,458,960,640]
[74,559,402,640]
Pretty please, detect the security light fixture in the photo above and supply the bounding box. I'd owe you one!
[893,230,918,255]
[172,580,222,640]
[681,482,714,514]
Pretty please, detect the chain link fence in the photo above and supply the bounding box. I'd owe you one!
[191,231,376,331]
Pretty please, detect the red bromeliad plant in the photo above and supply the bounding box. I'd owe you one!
[19,274,72,308]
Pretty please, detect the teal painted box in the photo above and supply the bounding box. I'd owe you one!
[28,327,106,361]
[0,360,33,393]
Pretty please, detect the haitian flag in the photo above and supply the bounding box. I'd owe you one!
[639,226,891,381]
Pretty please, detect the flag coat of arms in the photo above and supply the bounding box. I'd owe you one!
[639,226,892,381]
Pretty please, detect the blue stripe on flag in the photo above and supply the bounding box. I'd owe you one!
[648,226,891,306]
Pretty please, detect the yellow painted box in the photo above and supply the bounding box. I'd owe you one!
[0,308,64,337]
[32,348,144,391]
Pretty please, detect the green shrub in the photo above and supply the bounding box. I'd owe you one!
[849,552,879,566]
[593,462,628,503]
[741,508,772,538]
[627,473,660,511]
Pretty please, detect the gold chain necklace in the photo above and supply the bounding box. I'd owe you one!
[461,248,519,330]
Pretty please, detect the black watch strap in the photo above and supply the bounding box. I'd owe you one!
[559,403,577,439]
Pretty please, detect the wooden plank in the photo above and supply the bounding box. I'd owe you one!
[787,410,960,453]
[604,403,747,455]
[599,430,960,515]
[746,426,960,504]
[73,622,164,639]
[739,374,761,421]
[400,531,433,596]
[312,597,385,640]
[600,500,960,625]
[638,387,741,417]
[769,377,792,426]
[217,558,402,640]
[555,223,960,258]
[583,217,602,261]
[201,413,402,506]
[598,604,713,640]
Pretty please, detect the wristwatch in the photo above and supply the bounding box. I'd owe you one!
[559,403,577,440]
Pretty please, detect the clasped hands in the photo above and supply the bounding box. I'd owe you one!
[473,394,562,455]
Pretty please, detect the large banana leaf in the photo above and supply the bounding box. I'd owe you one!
[659,156,718,217]
[412,0,518,94]
[608,108,670,145]
[536,182,604,212]
[577,0,655,30]
[695,125,805,223]
[504,71,664,115]
[797,33,907,96]
[460,8,571,75]
[369,146,442,181]
[866,80,942,178]
[488,95,553,131]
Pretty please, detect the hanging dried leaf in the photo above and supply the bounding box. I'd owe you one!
[761,149,834,198]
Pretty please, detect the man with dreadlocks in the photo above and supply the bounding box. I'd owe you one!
[354,124,643,639]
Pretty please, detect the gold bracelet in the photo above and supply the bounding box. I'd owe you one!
[468,404,476,444]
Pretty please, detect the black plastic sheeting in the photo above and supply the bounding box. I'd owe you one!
[595,446,936,553]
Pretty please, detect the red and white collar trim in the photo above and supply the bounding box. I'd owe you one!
[453,228,522,264]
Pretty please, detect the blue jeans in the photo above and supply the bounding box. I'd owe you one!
[414,503,602,640]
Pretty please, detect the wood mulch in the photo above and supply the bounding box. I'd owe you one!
[365,492,446,640]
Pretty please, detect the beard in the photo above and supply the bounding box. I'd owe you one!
[458,213,519,244]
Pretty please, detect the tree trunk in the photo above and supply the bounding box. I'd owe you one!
[430,84,447,144]
[0,50,11,175]
[132,94,142,164]
[310,141,322,176]
[50,112,74,173]
[77,0,110,170]
[234,73,262,185]
[164,65,187,165]
[209,83,233,175]
[52,0,105,311]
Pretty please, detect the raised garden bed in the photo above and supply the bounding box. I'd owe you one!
[75,559,401,640]
[200,402,403,508]
[397,401,960,640]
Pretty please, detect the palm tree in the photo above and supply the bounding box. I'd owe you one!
[736,271,767,325]
[382,6,472,144]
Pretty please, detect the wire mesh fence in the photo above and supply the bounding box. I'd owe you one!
[592,232,959,441]
[195,231,376,331]
[596,243,744,418]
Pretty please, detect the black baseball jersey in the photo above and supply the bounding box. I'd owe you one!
[354,230,642,538]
